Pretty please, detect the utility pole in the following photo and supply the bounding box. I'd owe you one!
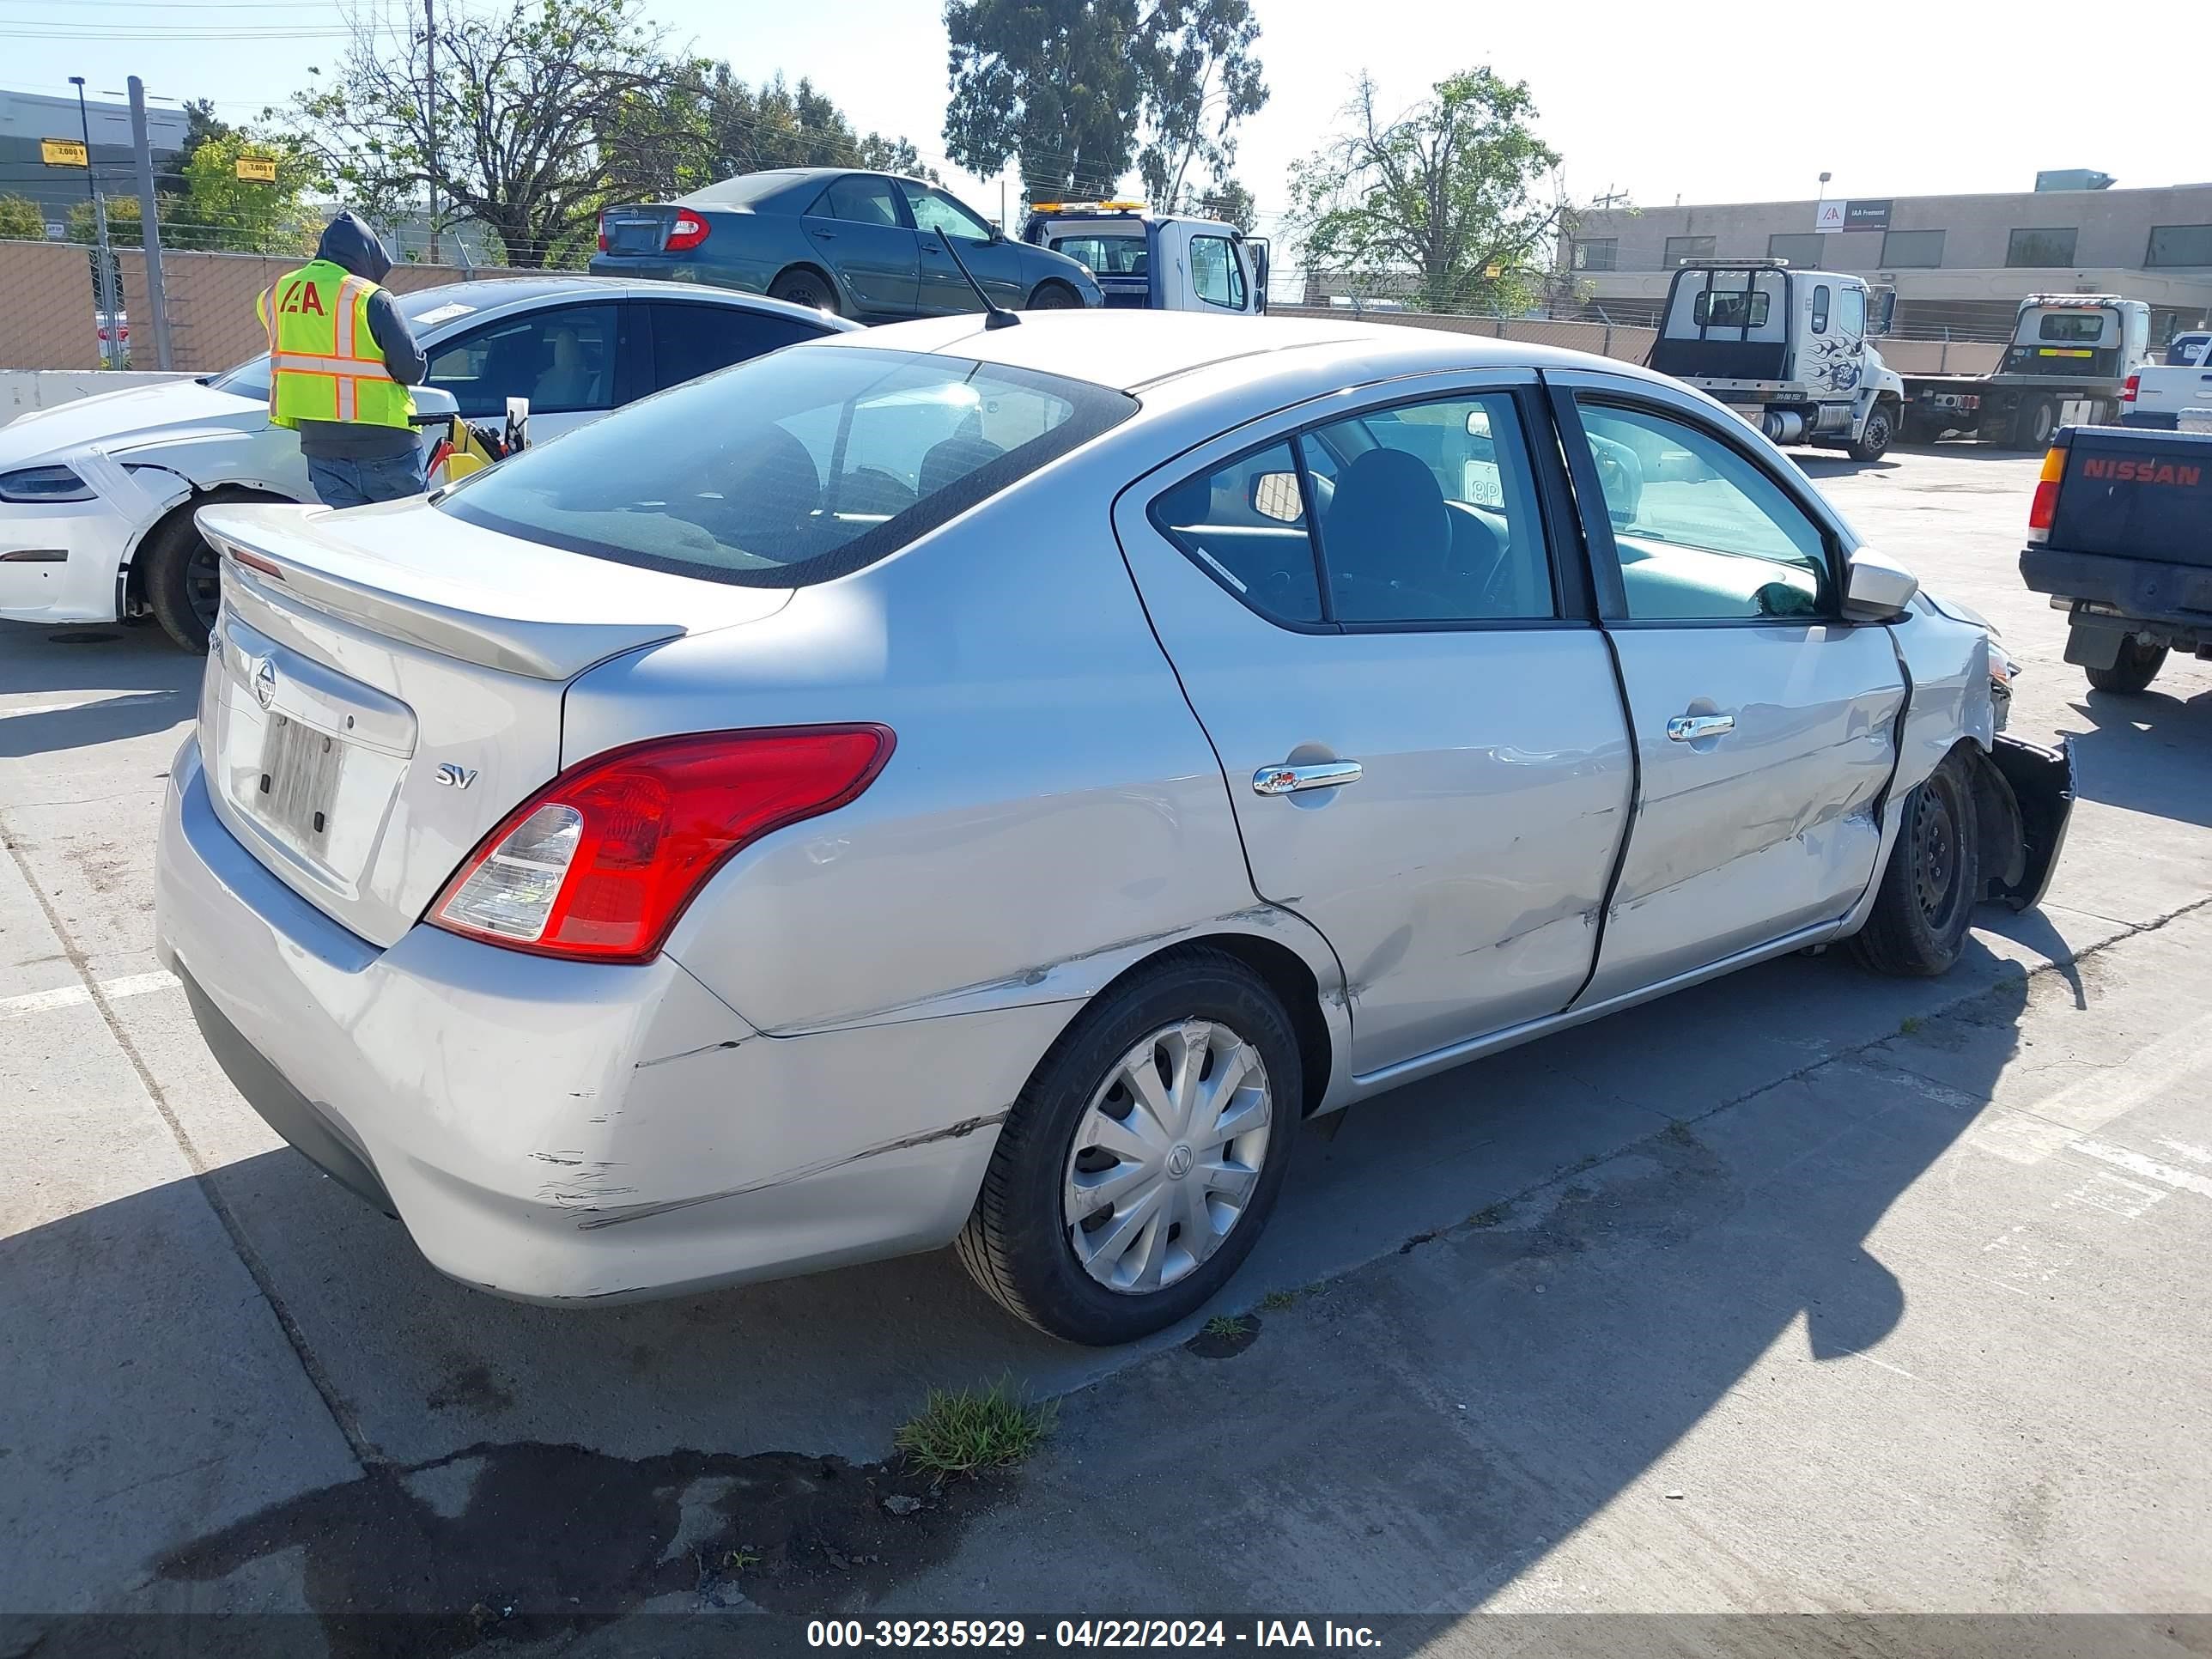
[71,76,122,369]
[424,0,441,264]
[127,76,173,371]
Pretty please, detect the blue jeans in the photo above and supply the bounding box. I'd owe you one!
[306,442,424,509]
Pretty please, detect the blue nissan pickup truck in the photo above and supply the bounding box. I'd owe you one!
[2021,425,2212,695]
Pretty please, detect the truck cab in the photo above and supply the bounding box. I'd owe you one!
[1018,202,1267,315]
[1650,261,1905,461]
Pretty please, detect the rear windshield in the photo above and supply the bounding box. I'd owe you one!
[1692,289,1771,328]
[2035,312,2107,343]
[437,346,1135,586]
[678,172,806,210]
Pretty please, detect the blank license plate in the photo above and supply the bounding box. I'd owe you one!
[256,715,345,853]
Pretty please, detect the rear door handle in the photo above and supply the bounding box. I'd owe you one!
[1666,714,1735,743]
[1253,761,1363,795]
[810,228,836,240]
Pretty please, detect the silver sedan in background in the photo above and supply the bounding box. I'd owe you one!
[154,314,2072,1346]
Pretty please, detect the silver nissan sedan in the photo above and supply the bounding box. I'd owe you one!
[154,313,2073,1346]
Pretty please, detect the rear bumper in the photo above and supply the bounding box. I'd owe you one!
[155,737,1028,1304]
[0,497,131,623]
[2021,547,2212,628]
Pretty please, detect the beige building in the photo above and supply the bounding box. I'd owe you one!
[1565,177,2212,343]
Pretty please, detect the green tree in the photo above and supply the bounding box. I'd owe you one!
[942,0,1148,199]
[180,97,234,157]
[1288,69,1566,314]
[0,194,46,240]
[67,191,143,248]
[285,0,672,267]
[1195,178,1254,229]
[1135,0,1267,212]
[167,132,323,253]
[647,67,939,191]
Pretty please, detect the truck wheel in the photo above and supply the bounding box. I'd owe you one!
[2011,398,2057,451]
[1847,401,1896,462]
[1848,750,1980,979]
[2084,635,2167,695]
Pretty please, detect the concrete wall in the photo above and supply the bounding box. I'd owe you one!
[0,369,195,425]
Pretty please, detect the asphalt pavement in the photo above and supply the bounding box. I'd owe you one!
[0,442,2206,1653]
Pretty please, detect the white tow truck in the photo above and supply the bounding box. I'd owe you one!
[1647,260,1905,461]
[1018,201,1268,315]
[1902,294,2154,448]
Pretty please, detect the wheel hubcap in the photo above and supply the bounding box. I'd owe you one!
[1063,1018,1272,1296]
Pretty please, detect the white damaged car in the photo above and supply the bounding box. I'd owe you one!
[0,277,848,649]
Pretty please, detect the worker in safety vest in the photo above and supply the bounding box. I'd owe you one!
[257,211,428,508]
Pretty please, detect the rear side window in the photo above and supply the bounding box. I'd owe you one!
[2038,312,2106,343]
[1692,289,1770,328]
[648,303,823,392]
[1811,285,1831,334]
[1151,442,1323,624]
[816,175,904,228]
[440,347,1133,587]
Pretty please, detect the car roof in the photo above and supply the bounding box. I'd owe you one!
[799,310,1672,400]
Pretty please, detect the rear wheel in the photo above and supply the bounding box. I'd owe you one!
[1026,282,1082,310]
[767,268,840,316]
[2011,397,2057,451]
[1847,400,1896,462]
[1848,750,1981,978]
[957,948,1299,1345]
[2085,635,2167,695]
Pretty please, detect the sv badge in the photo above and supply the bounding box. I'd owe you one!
[434,763,477,791]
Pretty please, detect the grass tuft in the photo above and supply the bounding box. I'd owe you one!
[1258,1289,1298,1312]
[1899,1014,1924,1036]
[1467,1202,1509,1228]
[895,1376,1056,1478]
[1203,1314,1250,1338]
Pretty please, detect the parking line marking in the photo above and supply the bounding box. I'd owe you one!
[2155,1138,2212,1167]
[0,968,178,1021]
[2070,1139,2212,1202]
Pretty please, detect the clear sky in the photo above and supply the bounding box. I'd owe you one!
[6,0,2205,240]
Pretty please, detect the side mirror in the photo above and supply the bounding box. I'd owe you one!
[988,223,1006,244]
[1841,547,1919,623]
[408,385,459,426]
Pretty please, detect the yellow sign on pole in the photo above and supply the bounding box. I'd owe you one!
[235,156,279,183]
[40,139,88,167]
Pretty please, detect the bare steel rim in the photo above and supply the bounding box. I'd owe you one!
[1062,1018,1273,1296]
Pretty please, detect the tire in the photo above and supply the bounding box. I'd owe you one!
[956,947,1301,1345]
[1026,282,1082,310]
[140,499,229,653]
[2085,635,2167,695]
[767,268,840,316]
[1847,750,1981,979]
[2010,397,2057,451]
[1847,400,1896,462]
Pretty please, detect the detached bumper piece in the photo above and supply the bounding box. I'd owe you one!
[1984,735,2075,914]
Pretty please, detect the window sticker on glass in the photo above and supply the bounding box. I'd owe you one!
[413,302,477,327]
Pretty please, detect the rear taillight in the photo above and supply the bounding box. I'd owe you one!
[428,726,893,963]
[2122,373,2140,404]
[596,210,608,254]
[665,211,710,252]
[2027,446,2067,542]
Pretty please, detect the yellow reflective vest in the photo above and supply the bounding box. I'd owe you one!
[257,260,414,430]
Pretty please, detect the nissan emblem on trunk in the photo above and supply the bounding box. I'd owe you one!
[253,659,276,710]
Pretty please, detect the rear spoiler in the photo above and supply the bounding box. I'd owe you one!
[197,506,690,681]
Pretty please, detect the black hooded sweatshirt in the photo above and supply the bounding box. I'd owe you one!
[291,211,429,462]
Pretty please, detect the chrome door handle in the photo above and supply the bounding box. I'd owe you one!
[1666,714,1735,743]
[1252,761,1363,795]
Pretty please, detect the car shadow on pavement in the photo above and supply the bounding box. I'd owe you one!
[0,623,199,760]
[2056,681,2212,829]
[0,921,2050,1642]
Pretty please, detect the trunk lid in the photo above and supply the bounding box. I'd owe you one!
[195,499,791,948]
[599,205,677,255]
